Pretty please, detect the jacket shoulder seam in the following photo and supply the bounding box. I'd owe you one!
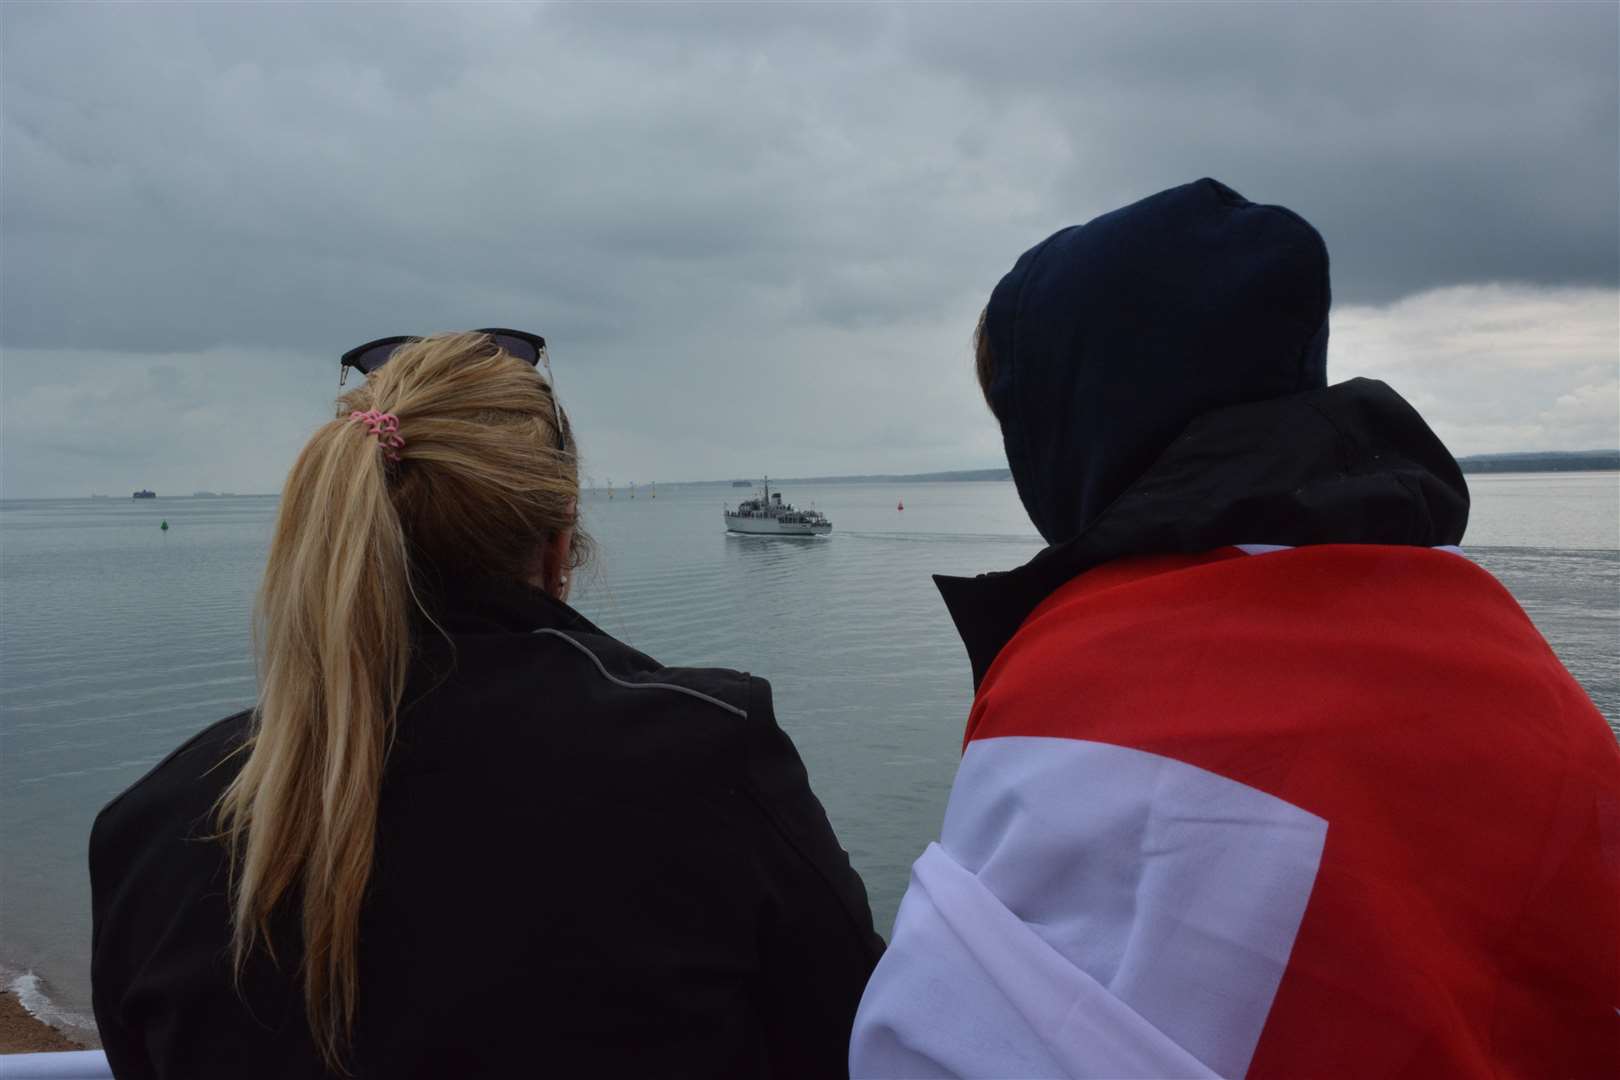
[531,628,748,719]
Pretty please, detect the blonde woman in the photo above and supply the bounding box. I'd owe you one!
[89,332,883,1078]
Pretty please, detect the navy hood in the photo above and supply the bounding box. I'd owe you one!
[984,178,1331,544]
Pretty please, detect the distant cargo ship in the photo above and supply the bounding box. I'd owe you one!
[731,479,753,487]
[132,490,156,499]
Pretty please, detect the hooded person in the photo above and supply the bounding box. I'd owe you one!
[848,179,1620,1079]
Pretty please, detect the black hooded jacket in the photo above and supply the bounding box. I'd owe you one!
[984,177,1333,546]
[89,581,883,1079]
[945,177,1468,685]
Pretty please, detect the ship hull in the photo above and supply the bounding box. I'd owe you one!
[724,515,831,536]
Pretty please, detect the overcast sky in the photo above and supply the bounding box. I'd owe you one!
[2,2,1615,498]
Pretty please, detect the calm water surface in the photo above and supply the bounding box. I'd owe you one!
[2,472,1616,1039]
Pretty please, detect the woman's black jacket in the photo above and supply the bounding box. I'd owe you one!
[89,577,884,1078]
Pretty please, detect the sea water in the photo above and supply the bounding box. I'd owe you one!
[2,473,1616,1041]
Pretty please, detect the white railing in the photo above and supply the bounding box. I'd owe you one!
[0,1051,111,1079]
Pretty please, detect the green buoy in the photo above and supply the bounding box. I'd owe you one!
[160,520,169,531]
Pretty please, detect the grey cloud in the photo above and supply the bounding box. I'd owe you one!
[0,344,334,497]
[1,2,1615,497]
[1333,284,1619,456]
[7,3,1611,350]
[902,4,1618,302]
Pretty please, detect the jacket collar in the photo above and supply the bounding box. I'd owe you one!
[416,573,606,639]
[936,378,1469,689]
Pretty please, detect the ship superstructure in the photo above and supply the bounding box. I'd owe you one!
[723,479,831,536]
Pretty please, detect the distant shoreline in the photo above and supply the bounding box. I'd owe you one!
[666,454,1620,488]
[7,451,1619,502]
[1454,450,1620,474]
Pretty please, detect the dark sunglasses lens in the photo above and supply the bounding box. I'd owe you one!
[351,341,407,373]
[488,334,540,366]
[344,333,544,377]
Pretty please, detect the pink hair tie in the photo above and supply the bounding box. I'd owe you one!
[349,409,405,462]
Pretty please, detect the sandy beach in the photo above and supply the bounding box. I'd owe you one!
[0,990,86,1054]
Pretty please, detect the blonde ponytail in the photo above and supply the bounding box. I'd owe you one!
[216,333,583,1071]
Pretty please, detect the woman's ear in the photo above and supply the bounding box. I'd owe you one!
[538,527,575,601]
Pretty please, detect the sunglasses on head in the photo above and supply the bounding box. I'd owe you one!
[339,328,567,452]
